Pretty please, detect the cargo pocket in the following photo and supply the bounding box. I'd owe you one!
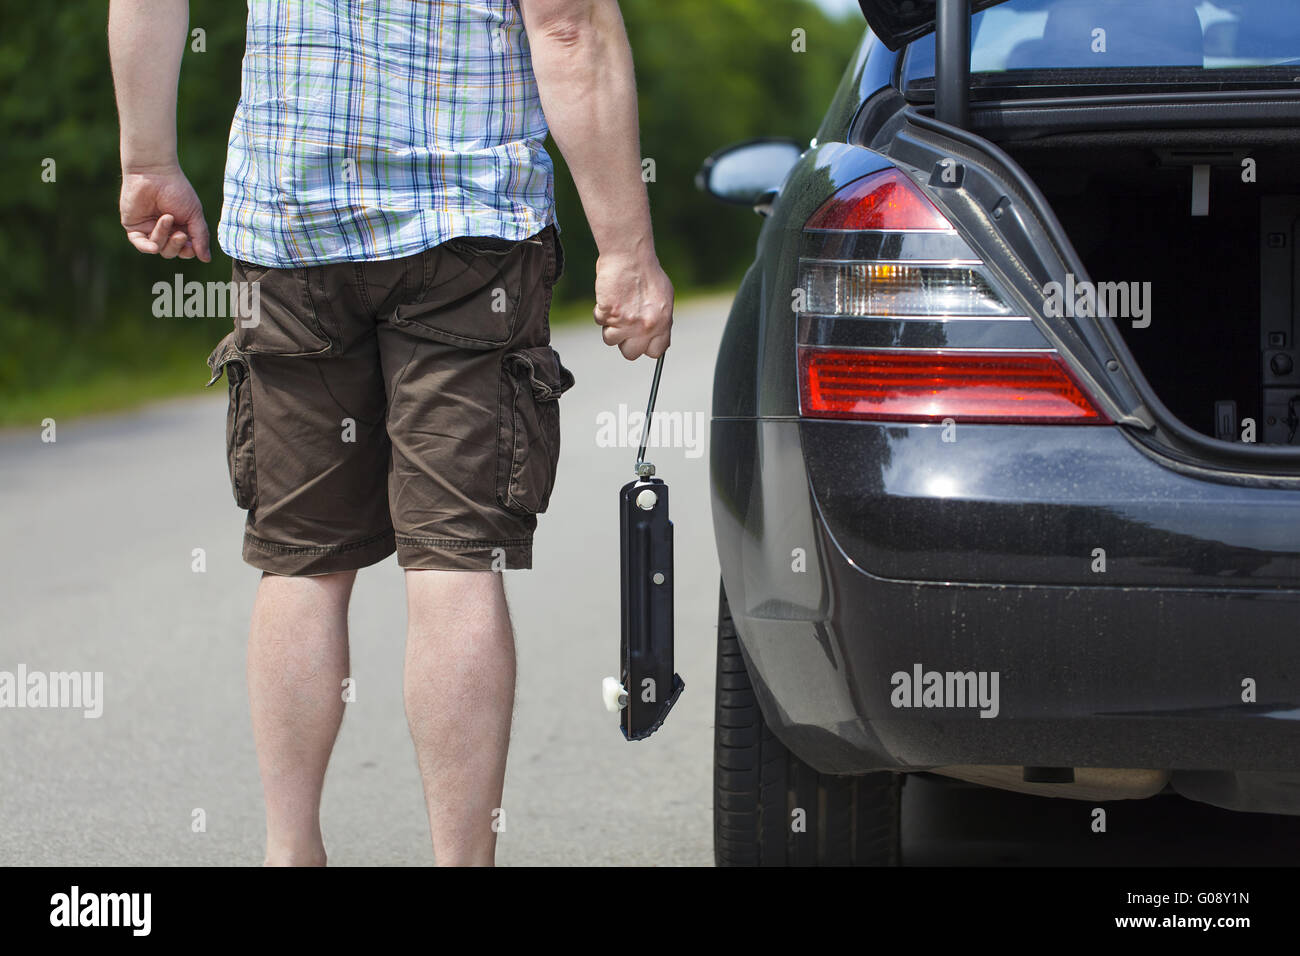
[497,346,576,514]
[206,333,256,511]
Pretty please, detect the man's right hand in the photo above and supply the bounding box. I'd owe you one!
[593,251,674,360]
[521,0,673,361]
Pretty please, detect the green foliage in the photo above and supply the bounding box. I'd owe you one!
[0,0,246,401]
[0,0,862,413]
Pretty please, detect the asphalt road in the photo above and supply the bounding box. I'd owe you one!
[2,291,1298,866]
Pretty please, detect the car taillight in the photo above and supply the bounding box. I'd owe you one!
[797,167,1108,425]
[805,168,952,231]
[801,261,1012,317]
[799,348,1104,423]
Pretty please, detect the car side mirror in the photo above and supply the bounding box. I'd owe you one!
[696,138,804,210]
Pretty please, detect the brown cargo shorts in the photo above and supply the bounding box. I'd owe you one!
[204,225,574,575]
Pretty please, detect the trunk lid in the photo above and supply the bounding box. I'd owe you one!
[856,0,1006,51]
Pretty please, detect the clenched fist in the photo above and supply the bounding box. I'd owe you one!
[119,164,211,262]
[593,251,673,360]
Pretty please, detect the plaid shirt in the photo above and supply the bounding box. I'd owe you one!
[217,0,556,267]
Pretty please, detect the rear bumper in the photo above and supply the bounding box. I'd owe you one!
[711,418,1300,782]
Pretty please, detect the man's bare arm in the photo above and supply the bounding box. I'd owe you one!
[519,0,671,360]
[109,0,210,261]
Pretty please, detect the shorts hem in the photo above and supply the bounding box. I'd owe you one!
[395,534,533,571]
[243,530,396,575]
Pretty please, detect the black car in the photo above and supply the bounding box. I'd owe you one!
[699,0,1300,865]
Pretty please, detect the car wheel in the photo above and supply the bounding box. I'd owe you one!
[714,581,902,866]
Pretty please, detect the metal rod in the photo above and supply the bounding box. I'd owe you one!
[635,354,665,470]
[936,0,971,130]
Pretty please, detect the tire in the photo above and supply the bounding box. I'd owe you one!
[714,581,902,866]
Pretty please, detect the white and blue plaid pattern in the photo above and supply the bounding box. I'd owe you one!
[218,0,556,267]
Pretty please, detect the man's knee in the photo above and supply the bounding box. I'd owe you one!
[258,569,358,606]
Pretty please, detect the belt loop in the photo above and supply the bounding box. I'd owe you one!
[421,243,436,298]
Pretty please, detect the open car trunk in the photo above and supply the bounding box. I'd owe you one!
[1000,132,1300,446]
[880,106,1300,469]
[853,0,1300,464]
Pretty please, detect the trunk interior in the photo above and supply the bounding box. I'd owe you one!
[1001,134,1300,446]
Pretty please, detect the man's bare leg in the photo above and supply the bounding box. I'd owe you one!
[248,570,355,866]
[404,569,516,866]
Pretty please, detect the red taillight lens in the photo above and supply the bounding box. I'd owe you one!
[798,348,1109,424]
[798,166,1109,423]
[805,168,952,231]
